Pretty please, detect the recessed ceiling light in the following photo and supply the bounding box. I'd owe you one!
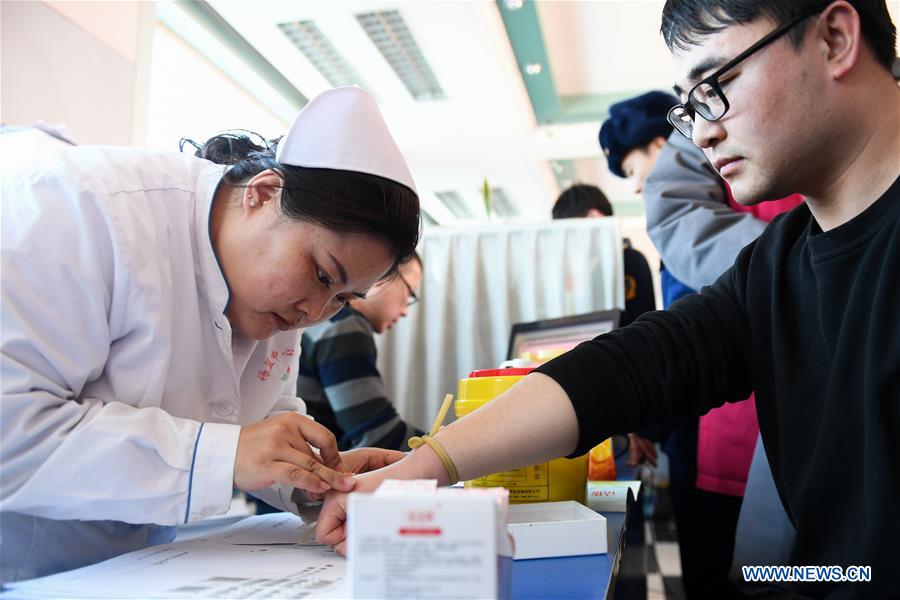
[488,187,517,217]
[435,191,476,219]
[356,10,445,101]
[278,20,366,89]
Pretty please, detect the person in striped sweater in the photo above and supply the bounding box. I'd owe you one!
[298,254,423,451]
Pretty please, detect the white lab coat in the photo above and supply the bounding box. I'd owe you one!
[1,144,310,581]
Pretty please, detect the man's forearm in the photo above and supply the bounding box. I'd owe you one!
[394,373,579,483]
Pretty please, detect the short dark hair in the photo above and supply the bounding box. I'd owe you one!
[193,132,420,275]
[661,0,897,72]
[552,184,614,219]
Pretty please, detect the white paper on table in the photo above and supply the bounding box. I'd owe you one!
[5,515,342,600]
[176,512,319,545]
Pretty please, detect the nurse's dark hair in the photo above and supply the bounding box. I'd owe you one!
[660,0,897,71]
[189,132,420,275]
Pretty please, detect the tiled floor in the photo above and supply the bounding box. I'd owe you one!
[613,486,686,600]
[646,518,686,600]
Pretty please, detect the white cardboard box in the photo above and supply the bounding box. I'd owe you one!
[347,481,511,599]
[506,501,607,560]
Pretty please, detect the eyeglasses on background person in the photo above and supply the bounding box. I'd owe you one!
[398,272,419,306]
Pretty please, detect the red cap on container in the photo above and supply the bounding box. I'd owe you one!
[467,367,535,378]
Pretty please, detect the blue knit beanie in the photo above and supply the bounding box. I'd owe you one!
[599,91,679,178]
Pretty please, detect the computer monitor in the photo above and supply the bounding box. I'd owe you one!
[506,310,622,365]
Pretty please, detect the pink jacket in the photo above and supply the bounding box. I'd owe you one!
[695,193,804,496]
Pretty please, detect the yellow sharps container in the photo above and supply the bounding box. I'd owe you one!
[456,368,588,504]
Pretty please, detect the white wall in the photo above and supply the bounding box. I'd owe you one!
[144,25,288,152]
[0,1,154,145]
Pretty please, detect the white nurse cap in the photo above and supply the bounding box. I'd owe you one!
[275,86,417,194]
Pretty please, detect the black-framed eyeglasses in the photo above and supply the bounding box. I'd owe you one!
[398,273,419,306]
[667,5,825,140]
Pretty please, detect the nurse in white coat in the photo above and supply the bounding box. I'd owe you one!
[0,87,420,581]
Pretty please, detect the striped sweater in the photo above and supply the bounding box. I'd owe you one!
[298,306,421,451]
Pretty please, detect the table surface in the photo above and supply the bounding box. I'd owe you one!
[510,456,638,600]
[174,459,639,600]
[510,511,627,600]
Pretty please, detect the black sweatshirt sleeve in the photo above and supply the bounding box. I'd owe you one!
[535,257,755,457]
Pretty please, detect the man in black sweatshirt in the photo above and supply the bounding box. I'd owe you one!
[317,2,899,597]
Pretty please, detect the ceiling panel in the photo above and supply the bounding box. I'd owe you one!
[537,0,669,96]
[356,9,446,101]
[277,19,367,90]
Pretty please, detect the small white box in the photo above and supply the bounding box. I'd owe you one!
[506,501,607,560]
[586,480,642,512]
[347,481,511,599]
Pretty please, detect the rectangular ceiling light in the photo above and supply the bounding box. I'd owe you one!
[435,191,475,219]
[489,188,518,218]
[420,208,438,227]
[278,20,366,89]
[355,10,445,101]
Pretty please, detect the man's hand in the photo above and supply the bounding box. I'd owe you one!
[627,433,658,467]
[316,470,387,556]
[234,413,355,495]
[316,439,456,555]
[316,436,460,556]
[339,447,406,475]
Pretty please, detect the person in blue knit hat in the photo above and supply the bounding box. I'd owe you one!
[600,91,694,307]
[600,91,680,188]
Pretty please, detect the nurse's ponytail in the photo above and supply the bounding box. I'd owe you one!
[185,132,420,275]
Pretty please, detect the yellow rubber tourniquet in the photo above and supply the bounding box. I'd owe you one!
[407,435,460,485]
[408,393,459,485]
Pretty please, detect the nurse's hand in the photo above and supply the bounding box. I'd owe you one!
[303,447,406,501]
[234,413,355,495]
